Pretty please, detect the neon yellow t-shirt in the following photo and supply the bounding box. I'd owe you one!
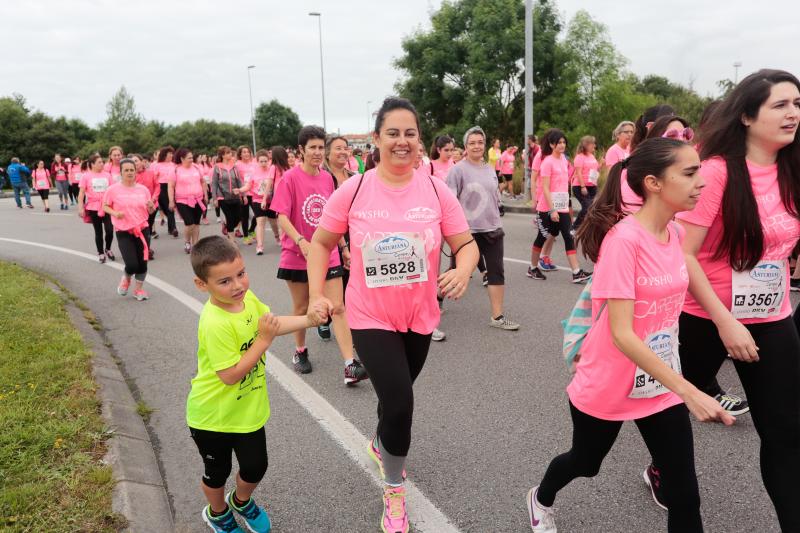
[488,147,501,169]
[186,290,271,433]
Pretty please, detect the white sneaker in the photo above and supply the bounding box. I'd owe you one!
[526,486,557,532]
[490,315,520,330]
[431,328,446,342]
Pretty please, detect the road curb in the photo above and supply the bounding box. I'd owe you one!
[60,288,174,532]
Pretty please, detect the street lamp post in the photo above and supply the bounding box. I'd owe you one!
[524,0,533,200]
[733,61,742,84]
[308,12,327,131]
[247,65,256,154]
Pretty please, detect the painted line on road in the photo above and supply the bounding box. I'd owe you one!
[28,212,73,217]
[503,255,572,272]
[0,237,463,533]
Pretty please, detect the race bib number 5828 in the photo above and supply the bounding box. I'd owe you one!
[362,233,428,289]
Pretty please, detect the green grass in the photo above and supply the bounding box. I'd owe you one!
[136,401,155,423]
[0,261,126,531]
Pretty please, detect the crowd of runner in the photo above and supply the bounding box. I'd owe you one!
[4,68,800,533]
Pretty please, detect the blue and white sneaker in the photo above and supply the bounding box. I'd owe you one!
[201,506,244,532]
[538,257,557,271]
[226,491,272,533]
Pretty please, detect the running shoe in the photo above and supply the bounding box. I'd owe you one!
[152,231,159,239]
[714,392,750,416]
[217,217,222,223]
[499,203,505,217]
[527,266,546,280]
[45,207,50,213]
[201,506,244,533]
[381,485,409,533]
[171,229,179,238]
[98,253,106,264]
[256,247,264,255]
[572,269,591,284]
[105,249,116,261]
[526,486,557,532]
[791,278,800,292]
[490,315,520,330]
[134,289,149,301]
[538,257,557,271]
[482,273,489,287]
[149,249,154,260]
[26,204,34,208]
[642,465,667,511]
[431,328,446,342]
[344,359,369,385]
[317,324,332,341]
[117,276,131,296]
[184,242,192,254]
[235,229,244,238]
[292,348,312,374]
[367,437,407,481]
[225,491,271,533]
[243,235,254,245]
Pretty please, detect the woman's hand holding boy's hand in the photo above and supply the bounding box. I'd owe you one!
[307,298,333,327]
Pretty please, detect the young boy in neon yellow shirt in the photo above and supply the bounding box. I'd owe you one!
[186,235,325,533]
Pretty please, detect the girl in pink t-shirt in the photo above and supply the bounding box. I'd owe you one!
[78,154,115,263]
[32,161,52,212]
[51,154,70,210]
[498,146,517,196]
[235,146,258,242]
[169,148,207,254]
[673,70,800,530]
[239,149,273,254]
[529,133,557,270]
[264,147,291,243]
[527,138,732,533]
[571,136,603,230]
[132,155,158,257]
[68,158,82,206]
[103,158,156,301]
[307,99,478,533]
[104,146,123,183]
[428,134,455,181]
[153,146,178,237]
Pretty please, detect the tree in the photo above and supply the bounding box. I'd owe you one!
[93,86,154,155]
[161,119,251,156]
[254,100,304,149]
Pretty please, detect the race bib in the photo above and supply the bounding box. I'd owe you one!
[362,232,428,289]
[91,178,108,193]
[73,173,82,182]
[731,260,785,319]
[629,327,681,399]
[36,179,48,189]
[258,180,268,196]
[588,169,599,183]
[551,191,569,211]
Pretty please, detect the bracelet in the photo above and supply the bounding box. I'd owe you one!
[296,236,306,245]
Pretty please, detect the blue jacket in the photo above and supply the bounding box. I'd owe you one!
[7,163,30,185]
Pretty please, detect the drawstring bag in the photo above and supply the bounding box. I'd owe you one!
[561,277,605,372]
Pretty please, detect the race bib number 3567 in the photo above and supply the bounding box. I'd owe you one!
[731,260,785,320]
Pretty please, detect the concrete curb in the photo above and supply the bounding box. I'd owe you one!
[61,290,174,532]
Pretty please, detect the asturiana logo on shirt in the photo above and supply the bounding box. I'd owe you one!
[750,263,782,283]
[404,206,438,222]
[302,193,327,227]
[374,236,410,254]
[648,333,673,355]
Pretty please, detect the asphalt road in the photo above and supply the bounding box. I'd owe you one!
[0,198,789,533]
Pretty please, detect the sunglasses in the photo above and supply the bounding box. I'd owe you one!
[662,127,694,142]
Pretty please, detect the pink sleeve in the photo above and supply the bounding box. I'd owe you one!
[435,181,470,236]
[539,157,553,177]
[675,158,726,228]
[103,185,115,207]
[531,151,542,172]
[269,174,292,216]
[605,146,621,167]
[319,180,354,234]
[79,174,89,189]
[590,232,637,300]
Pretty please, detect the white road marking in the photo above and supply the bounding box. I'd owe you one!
[0,237,463,533]
[503,255,572,272]
[28,212,73,217]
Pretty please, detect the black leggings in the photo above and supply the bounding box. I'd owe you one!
[571,185,597,229]
[352,329,432,457]
[116,229,150,280]
[157,183,176,233]
[219,200,241,233]
[189,427,268,489]
[538,402,701,532]
[68,183,79,202]
[240,200,251,236]
[678,312,800,531]
[534,211,575,252]
[88,210,113,254]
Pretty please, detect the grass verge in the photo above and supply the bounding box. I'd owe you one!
[0,261,126,531]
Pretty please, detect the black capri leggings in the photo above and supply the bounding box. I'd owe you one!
[538,402,701,533]
[678,312,800,532]
[189,427,267,489]
[351,329,432,457]
[473,230,504,285]
[571,185,597,229]
[87,210,113,254]
[157,183,176,233]
[240,200,251,237]
[219,200,242,233]
[116,229,150,280]
[534,211,575,252]
[69,183,79,202]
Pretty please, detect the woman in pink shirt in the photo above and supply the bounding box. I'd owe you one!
[68,156,82,206]
[132,154,159,258]
[103,158,155,301]
[32,161,52,212]
[51,153,70,210]
[78,154,115,263]
[605,121,635,168]
[498,145,517,196]
[169,148,207,254]
[239,149,272,255]
[571,136,603,229]
[264,147,290,243]
[670,70,800,531]
[103,145,123,183]
[526,138,731,533]
[307,98,478,533]
[428,134,455,180]
[196,153,212,225]
[235,146,257,243]
[153,146,178,238]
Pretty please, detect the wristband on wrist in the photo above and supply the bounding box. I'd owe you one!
[296,236,306,245]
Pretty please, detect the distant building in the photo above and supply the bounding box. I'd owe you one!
[341,133,372,151]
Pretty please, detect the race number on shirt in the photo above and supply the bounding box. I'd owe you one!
[731,260,785,319]
[36,179,48,188]
[551,191,569,211]
[362,232,428,289]
[588,169,599,182]
[91,178,108,193]
[628,326,682,399]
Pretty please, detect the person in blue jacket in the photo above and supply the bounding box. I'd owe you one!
[7,158,33,208]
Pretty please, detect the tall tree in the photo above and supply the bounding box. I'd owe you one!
[254,100,303,149]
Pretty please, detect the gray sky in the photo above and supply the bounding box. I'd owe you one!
[4,1,797,135]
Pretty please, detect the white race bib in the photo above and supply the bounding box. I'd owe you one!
[551,191,569,211]
[588,169,599,182]
[362,233,428,289]
[36,180,48,189]
[112,174,122,183]
[629,327,681,399]
[91,178,108,193]
[731,260,785,319]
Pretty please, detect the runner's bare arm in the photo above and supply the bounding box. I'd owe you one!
[439,230,479,300]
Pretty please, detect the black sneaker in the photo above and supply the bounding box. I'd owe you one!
[482,273,489,287]
[151,230,159,239]
[293,348,312,374]
[317,324,332,341]
[105,249,116,261]
[643,464,667,511]
[714,392,750,416]
[791,278,800,292]
[572,269,591,284]
[527,266,546,280]
[499,203,505,217]
[344,359,368,385]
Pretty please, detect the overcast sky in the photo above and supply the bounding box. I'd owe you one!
[4,0,797,135]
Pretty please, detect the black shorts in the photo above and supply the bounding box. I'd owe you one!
[37,189,49,200]
[176,202,203,225]
[265,209,278,219]
[189,427,268,489]
[473,230,505,285]
[251,202,268,218]
[501,173,514,182]
[277,265,343,283]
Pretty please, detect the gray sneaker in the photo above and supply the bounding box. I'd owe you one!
[431,328,446,342]
[490,315,520,331]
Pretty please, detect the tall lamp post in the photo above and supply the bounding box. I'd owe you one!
[733,61,742,84]
[247,65,257,154]
[308,12,327,131]
[524,0,533,200]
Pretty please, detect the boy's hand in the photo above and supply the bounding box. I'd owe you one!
[258,313,280,344]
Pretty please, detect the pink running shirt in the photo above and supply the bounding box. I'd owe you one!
[103,162,122,183]
[103,183,151,231]
[572,153,600,186]
[80,171,112,212]
[536,155,570,213]
[174,164,205,207]
[319,170,469,334]
[567,217,687,420]
[33,169,50,190]
[430,158,454,180]
[605,143,629,168]
[499,150,515,175]
[676,157,800,324]
[152,161,176,185]
[248,166,271,204]
[135,169,159,201]
[69,164,83,185]
[236,161,258,197]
